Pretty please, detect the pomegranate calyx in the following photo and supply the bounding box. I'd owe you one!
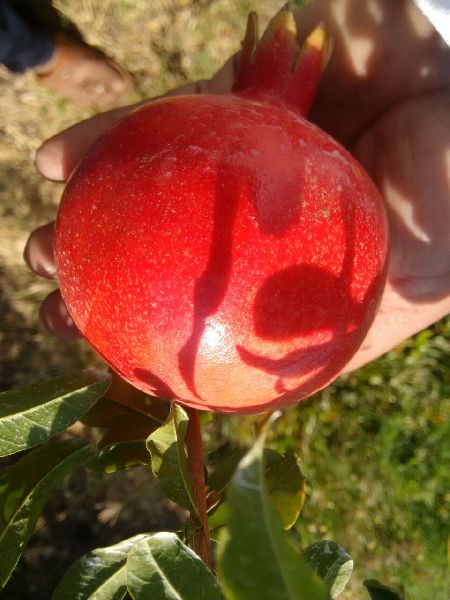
[233,6,329,117]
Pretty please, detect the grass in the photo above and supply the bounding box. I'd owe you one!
[0,1,448,598]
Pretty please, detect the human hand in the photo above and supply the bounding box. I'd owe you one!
[25,0,450,369]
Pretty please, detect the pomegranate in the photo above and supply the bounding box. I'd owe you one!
[55,9,388,414]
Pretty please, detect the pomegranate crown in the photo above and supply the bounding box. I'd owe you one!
[233,5,329,117]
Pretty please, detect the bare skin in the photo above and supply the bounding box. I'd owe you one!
[24,0,450,371]
[33,31,134,109]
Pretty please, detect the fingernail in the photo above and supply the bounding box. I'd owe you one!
[23,230,56,279]
[29,253,56,277]
[40,290,82,341]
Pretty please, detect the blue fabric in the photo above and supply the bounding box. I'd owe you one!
[0,1,55,72]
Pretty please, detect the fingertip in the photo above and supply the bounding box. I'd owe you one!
[35,138,66,182]
[24,222,57,279]
[40,289,82,341]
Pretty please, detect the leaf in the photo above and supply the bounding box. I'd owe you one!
[86,441,150,473]
[207,448,247,533]
[208,501,229,530]
[53,533,149,600]
[208,447,247,494]
[126,532,224,600]
[86,405,156,473]
[217,432,330,600]
[81,370,170,428]
[103,371,170,423]
[146,403,196,513]
[206,489,221,512]
[80,397,139,428]
[208,450,305,532]
[364,580,405,600]
[0,370,111,457]
[264,450,306,529]
[99,412,158,448]
[0,438,90,588]
[304,540,353,598]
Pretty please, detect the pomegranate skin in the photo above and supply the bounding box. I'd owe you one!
[55,93,388,413]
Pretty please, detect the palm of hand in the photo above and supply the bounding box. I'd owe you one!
[353,94,449,298]
[302,0,450,367]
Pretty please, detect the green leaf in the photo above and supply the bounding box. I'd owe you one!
[208,450,305,532]
[0,370,111,457]
[102,372,170,424]
[146,403,196,513]
[127,532,224,600]
[207,448,247,533]
[81,394,168,429]
[0,438,90,588]
[80,396,139,427]
[304,541,353,598]
[208,500,229,530]
[85,403,156,473]
[217,432,330,600]
[208,447,247,494]
[53,533,149,600]
[364,580,404,600]
[86,441,150,473]
[264,450,306,530]
[99,412,158,448]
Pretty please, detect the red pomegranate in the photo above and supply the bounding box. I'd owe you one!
[55,9,388,414]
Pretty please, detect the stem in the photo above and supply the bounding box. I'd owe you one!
[185,406,211,569]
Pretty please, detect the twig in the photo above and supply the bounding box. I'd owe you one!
[185,406,211,569]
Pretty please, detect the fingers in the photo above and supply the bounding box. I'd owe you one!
[24,222,81,339]
[36,104,137,181]
[39,289,82,341]
[24,221,56,279]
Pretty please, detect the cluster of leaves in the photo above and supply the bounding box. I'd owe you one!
[0,370,404,599]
